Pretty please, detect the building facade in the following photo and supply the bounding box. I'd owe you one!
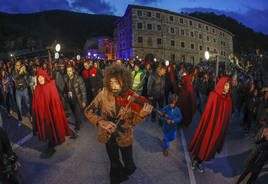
[114,5,234,65]
[98,37,117,60]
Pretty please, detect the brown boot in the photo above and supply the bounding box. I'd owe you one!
[163,149,168,156]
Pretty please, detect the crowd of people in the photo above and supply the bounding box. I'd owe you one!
[0,55,267,184]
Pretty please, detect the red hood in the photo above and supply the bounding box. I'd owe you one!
[37,67,52,85]
[214,77,230,95]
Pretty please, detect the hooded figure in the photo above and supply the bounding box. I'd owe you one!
[176,74,196,127]
[32,68,71,158]
[188,77,232,172]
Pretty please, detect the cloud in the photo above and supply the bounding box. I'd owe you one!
[180,7,268,35]
[0,0,70,13]
[70,0,115,15]
[134,0,160,4]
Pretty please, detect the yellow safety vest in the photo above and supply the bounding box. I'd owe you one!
[132,71,143,92]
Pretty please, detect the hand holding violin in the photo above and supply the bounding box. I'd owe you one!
[139,103,153,118]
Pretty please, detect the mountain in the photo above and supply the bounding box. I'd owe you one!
[0,10,118,54]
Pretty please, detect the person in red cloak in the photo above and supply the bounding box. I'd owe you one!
[176,73,196,127]
[32,68,72,158]
[188,77,232,173]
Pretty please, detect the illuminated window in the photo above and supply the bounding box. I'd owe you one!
[138,37,143,43]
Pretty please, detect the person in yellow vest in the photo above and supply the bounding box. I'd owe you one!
[131,62,145,95]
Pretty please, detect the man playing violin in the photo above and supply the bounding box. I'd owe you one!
[84,63,153,184]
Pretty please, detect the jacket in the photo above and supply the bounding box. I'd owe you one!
[84,88,146,147]
[64,73,87,106]
[147,72,165,97]
[12,69,27,90]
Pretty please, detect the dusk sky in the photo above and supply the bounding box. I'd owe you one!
[0,0,267,35]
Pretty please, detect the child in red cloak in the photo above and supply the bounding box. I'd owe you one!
[188,77,232,173]
[32,68,72,158]
[176,74,196,127]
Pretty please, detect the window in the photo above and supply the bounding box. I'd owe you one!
[170,27,174,33]
[181,29,185,35]
[190,32,194,37]
[138,37,143,43]
[199,45,203,50]
[199,34,202,39]
[207,36,210,41]
[171,54,175,62]
[181,42,185,48]
[157,38,162,45]
[198,23,201,28]
[212,29,215,33]
[220,32,222,36]
[137,10,142,16]
[213,38,216,43]
[156,13,160,18]
[191,43,195,49]
[181,55,185,62]
[190,56,195,65]
[147,24,152,30]
[214,49,217,53]
[147,12,151,17]
[171,40,175,46]
[223,33,225,37]
[206,26,208,31]
[180,18,183,24]
[189,20,193,26]
[169,16,173,21]
[137,23,142,29]
[207,47,210,51]
[147,37,152,47]
[157,25,161,31]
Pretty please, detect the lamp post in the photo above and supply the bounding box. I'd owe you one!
[205,51,218,87]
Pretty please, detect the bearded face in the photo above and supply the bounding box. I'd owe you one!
[109,77,122,96]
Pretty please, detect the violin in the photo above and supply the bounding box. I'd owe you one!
[115,90,148,112]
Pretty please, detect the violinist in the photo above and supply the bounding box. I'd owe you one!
[84,63,153,184]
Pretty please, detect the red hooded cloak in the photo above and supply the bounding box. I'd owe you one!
[188,77,232,161]
[32,68,71,144]
[177,75,196,126]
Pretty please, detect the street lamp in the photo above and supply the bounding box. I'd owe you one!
[76,54,81,61]
[154,58,157,62]
[205,51,219,87]
[165,60,169,66]
[55,44,61,52]
[55,52,59,59]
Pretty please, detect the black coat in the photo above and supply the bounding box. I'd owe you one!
[147,72,165,98]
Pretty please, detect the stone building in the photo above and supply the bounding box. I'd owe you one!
[114,5,234,65]
[98,37,117,60]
